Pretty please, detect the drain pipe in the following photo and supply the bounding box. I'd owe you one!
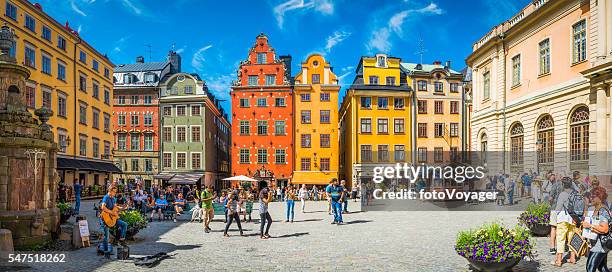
[499,33,507,173]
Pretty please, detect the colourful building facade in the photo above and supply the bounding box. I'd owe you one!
[2,0,118,188]
[231,33,293,188]
[339,54,413,187]
[292,54,340,186]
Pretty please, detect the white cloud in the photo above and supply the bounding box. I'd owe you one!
[205,74,234,100]
[314,0,334,14]
[273,0,335,29]
[417,3,443,15]
[70,0,87,16]
[389,11,409,35]
[325,30,351,52]
[175,47,186,54]
[367,28,391,53]
[77,25,82,33]
[337,71,352,80]
[120,0,142,15]
[191,45,213,71]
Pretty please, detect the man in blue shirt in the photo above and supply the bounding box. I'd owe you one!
[326,178,344,224]
[99,186,128,256]
[151,194,168,222]
[522,172,532,198]
[73,179,82,215]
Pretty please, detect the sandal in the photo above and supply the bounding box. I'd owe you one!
[550,260,562,267]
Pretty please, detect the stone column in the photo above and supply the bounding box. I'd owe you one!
[597,85,608,173]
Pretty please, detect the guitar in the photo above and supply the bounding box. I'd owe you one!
[101,206,120,228]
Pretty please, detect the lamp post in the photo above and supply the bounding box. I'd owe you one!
[535,139,542,175]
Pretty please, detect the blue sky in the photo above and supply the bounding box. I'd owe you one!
[37,0,531,114]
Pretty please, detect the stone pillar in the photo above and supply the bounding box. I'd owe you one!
[597,85,608,173]
[0,229,13,259]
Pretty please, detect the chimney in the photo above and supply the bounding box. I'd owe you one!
[279,55,292,84]
[168,51,182,73]
[433,60,441,66]
[445,60,451,70]
[136,56,144,63]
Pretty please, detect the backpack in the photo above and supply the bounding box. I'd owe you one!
[598,207,612,250]
[563,190,585,222]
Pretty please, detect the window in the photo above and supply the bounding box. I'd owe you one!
[57,129,67,153]
[265,75,276,85]
[572,20,587,64]
[177,106,186,116]
[417,147,427,162]
[117,134,127,151]
[394,145,406,162]
[144,73,156,83]
[450,123,459,137]
[256,98,267,107]
[570,107,589,161]
[25,85,35,108]
[79,51,87,64]
[163,127,172,142]
[378,145,389,162]
[24,46,35,68]
[176,153,186,168]
[130,134,140,151]
[417,100,427,114]
[79,104,87,124]
[130,114,139,126]
[57,62,66,81]
[418,80,427,91]
[320,158,330,171]
[92,81,99,99]
[257,149,267,164]
[511,55,521,87]
[434,101,443,114]
[360,97,372,109]
[320,110,330,123]
[450,101,459,114]
[163,153,172,168]
[177,127,186,142]
[5,1,17,20]
[257,120,268,135]
[143,134,153,151]
[142,113,152,126]
[376,56,386,67]
[42,88,51,110]
[377,97,388,109]
[301,134,311,148]
[130,95,139,105]
[539,39,550,75]
[483,71,490,100]
[184,86,193,94]
[394,98,404,109]
[144,95,152,105]
[78,136,88,157]
[320,134,330,148]
[163,106,172,116]
[481,134,488,164]
[191,105,201,116]
[25,14,36,32]
[369,76,379,85]
[434,82,443,93]
[257,53,266,64]
[434,123,444,137]
[300,93,311,102]
[301,110,311,124]
[311,74,320,84]
[239,149,250,164]
[394,119,405,134]
[103,113,110,132]
[418,123,427,138]
[131,159,138,172]
[192,153,201,169]
[275,149,286,164]
[320,93,330,101]
[450,83,459,93]
[41,55,51,74]
[57,36,66,51]
[248,75,258,86]
[360,118,372,133]
[104,141,111,158]
[275,97,286,107]
[145,159,153,172]
[92,60,99,72]
[239,98,250,107]
[79,75,87,92]
[104,68,110,79]
[377,119,388,134]
[434,147,444,162]
[274,121,285,135]
[300,158,311,171]
[538,115,556,163]
[239,120,250,135]
[191,126,201,142]
[385,76,395,86]
[57,93,67,117]
[510,123,524,166]
[361,145,372,162]
[92,109,100,129]
[118,114,126,126]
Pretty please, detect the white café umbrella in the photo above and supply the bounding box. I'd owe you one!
[222,175,259,182]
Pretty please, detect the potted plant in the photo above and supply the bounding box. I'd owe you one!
[56,202,73,224]
[518,202,551,236]
[113,210,148,240]
[455,222,534,272]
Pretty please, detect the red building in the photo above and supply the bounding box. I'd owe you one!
[231,33,293,188]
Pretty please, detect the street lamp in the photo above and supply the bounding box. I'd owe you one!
[535,139,542,175]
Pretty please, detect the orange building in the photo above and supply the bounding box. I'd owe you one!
[230,33,293,188]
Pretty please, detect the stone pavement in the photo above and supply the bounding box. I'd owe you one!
[5,199,611,271]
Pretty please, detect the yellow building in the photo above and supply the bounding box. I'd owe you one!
[292,54,340,186]
[339,54,413,187]
[401,61,464,164]
[3,0,118,189]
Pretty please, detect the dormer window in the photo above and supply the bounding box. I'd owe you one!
[144,73,157,83]
[376,55,387,67]
[123,74,137,84]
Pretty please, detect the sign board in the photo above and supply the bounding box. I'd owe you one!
[78,220,89,238]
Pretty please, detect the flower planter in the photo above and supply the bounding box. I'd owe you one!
[59,212,71,224]
[466,257,521,272]
[528,223,550,237]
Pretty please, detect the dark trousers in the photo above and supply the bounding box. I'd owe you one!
[224,211,243,234]
[586,251,610,272]
[260,212,272,236]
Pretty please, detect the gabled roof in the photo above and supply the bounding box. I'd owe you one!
[115,61,170,73]
[400,63,461,75]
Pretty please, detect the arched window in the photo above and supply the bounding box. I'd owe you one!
[481,133,488,164]
[510,123,524,166]
[537,115,554,163]
[570,106,589,161]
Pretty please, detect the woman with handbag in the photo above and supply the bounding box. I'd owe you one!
[582,186,610,272]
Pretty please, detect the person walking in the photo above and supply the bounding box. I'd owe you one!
[259,183,273,239]
[341,180,349,213]
[583,186,610,272]
[299,184,308,213]
[223,188,244,237]
[73,179,83,215]
[276,187,281,202]
[285,186,296,222]
[553,178,578,267]
[326,179,344,225]
[200,185,216,233]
